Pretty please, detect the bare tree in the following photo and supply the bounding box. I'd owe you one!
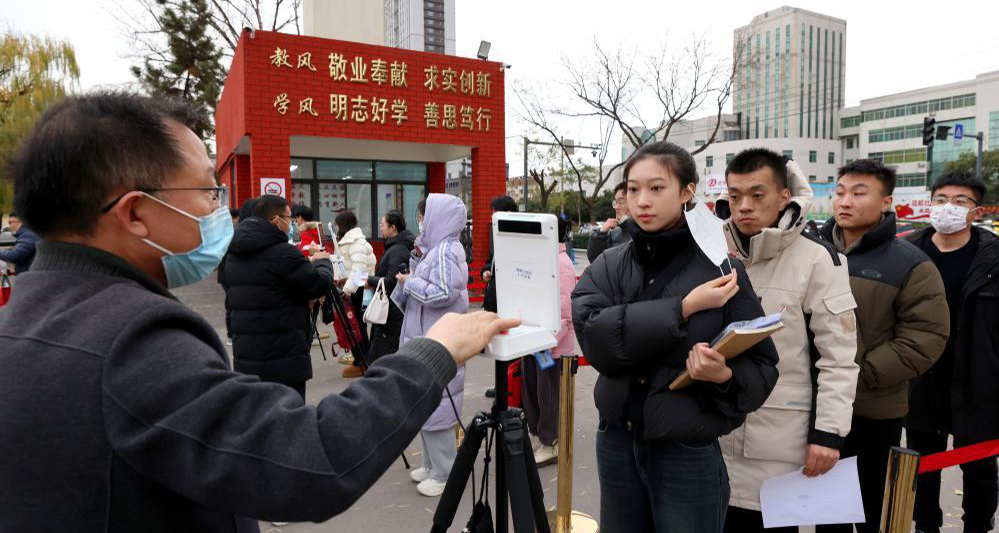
[529,169,558,211]
[516,35,747,218]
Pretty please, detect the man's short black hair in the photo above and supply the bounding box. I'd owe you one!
[383,210,406,232]
[837,159,897,196]
[613,181,628,196]
[726,148,789,190]
[252,195,288,220]
[930,171,987,205]
[11,90,205,236]
[490,195,519,213]
[7,213,18,219]
[293,204,315,221]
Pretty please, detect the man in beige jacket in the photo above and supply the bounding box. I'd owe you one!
[716,149,860,533]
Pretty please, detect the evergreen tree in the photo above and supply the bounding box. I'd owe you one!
[131,0,223,144]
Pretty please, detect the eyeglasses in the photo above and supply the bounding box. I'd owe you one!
[101,186,227,213]
[613,198,627,207]
[931,194,978,209]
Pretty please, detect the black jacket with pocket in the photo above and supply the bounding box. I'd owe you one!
[572,222,779,442]
[905,226,999,442]
[367,230,416,362]
[223,217,334,384]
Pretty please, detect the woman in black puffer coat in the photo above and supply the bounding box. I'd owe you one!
[572,141,779,533]
[365,210,416,363]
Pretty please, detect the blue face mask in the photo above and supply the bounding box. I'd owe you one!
[141,193,235,288]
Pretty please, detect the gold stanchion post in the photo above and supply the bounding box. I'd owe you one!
[546,356,598,533]
[879,446,920,533]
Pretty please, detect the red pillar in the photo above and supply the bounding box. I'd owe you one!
[233,154,252,207]
[470,145,506,268]
[428,162,446,194]
[249,132,291,197]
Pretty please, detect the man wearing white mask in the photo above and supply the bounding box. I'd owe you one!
[903,172,999,533]
[714,149,859,533]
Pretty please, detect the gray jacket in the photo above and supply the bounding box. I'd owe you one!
[0,241,456,532]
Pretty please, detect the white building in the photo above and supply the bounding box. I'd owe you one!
[305,0,456,55]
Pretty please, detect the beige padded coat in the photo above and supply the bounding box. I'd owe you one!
[717,162,860,511]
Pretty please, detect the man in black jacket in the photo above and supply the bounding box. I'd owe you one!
[0,91,518,532]
[223,194,333,399]
[366,209,416,363]
[0,213,40,274]
[904,172,999,533]
[585,181,634,263]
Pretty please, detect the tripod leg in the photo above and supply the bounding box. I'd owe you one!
[312,318,328,361]
[520,418,552,533]
[430,413,491,533]
[498,411,539,533]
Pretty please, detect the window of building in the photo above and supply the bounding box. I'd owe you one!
[989,111,999,150]
[291,159,427,238]
[694,140,706,146]
[782,150,793,159]
[808,175,816,182]
[726,153,735,165]
[846,137,855,149]
[706,156,714,167]
[809,150,817,163]
[827,176,834,182]
[828,152,835,164]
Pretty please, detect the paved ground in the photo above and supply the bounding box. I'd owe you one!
[172,258,984,532]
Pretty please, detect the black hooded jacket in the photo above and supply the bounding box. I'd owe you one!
[572,221,779,442]
[905,226,999,442]
[367,230,417,362]
[223,217,334,384]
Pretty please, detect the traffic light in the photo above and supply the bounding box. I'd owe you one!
[935,125,951,141]
[922,117,936,147]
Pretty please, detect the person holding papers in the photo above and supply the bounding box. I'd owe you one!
[713,149,860,533]
[572,141,779,533]
[816,159,949,533]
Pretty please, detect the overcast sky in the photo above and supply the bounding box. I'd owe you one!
[5,0,998,167]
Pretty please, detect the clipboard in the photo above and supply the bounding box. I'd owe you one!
[669,314,784,390]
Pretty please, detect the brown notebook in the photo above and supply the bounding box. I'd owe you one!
[669,316,783,390]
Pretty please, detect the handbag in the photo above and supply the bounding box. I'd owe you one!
[363,278,390,325]
[0,274,10,307]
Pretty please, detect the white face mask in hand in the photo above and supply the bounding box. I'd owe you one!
[684,200,734,274]
[929,203,970,235]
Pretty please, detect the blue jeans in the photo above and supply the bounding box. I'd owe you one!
[596,420,730,533]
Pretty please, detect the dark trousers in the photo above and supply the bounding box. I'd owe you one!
[288,381,306,401]
[349,291,369,367]
[596,421,729,533]
[724,506,797,533]
[521,356,561,446]
[907,428,998,533]
[816,416,903,533]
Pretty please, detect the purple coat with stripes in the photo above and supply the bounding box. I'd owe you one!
[398,194,469,431]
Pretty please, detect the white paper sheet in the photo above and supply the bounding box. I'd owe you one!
[760,456,866,528]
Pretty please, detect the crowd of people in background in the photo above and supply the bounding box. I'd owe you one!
[2,90,997,533]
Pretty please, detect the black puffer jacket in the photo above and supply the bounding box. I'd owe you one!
[905,226,999,442]
[367,230,417,362]
[572,222,779,442]
[223,217,334,384]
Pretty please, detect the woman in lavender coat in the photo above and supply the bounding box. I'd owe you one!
[394,193,469,497]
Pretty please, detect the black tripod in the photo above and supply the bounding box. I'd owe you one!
[430,359,551,533]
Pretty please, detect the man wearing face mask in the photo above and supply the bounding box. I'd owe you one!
[903,172,999,533]
[223,194,332,399]
[0,91,520,532]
